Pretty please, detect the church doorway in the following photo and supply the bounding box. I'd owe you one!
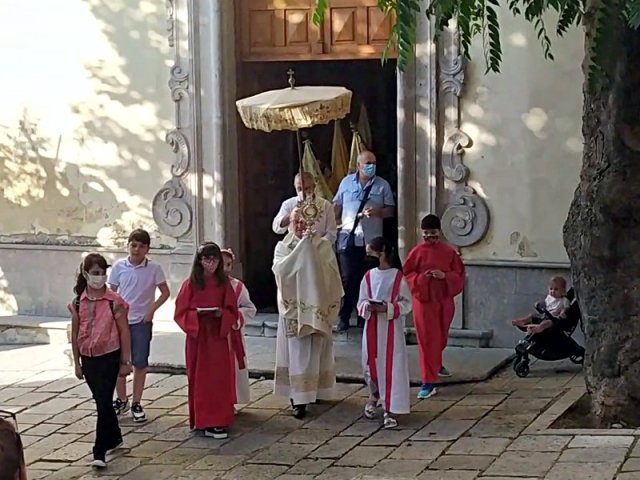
[237,59,398,310]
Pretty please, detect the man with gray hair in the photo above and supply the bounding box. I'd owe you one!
[333,150,395,331]
[272,172,337,243]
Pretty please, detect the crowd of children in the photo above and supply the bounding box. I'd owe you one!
[70,217,567,470]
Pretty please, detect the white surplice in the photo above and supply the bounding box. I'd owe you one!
[271,196,337,244]
[272,233,343,404]
[357,267,412,415]
[230,277,256,405]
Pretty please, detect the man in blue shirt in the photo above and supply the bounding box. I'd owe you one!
[333,150,395,331]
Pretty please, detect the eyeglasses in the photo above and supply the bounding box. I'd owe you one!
[0,409,19,431]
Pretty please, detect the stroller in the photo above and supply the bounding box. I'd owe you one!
[512,288,585,378]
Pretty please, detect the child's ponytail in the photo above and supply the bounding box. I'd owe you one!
[73,261,87,297]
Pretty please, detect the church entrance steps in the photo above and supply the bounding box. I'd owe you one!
[0,314,494,349]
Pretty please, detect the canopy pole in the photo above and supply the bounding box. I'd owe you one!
[296,129,303,171]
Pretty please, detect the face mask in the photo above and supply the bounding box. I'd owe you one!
[201,259,218,274]
[85,273,107,289]
[362,164,376,177]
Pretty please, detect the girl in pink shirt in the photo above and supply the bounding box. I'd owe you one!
[69,253,132,470]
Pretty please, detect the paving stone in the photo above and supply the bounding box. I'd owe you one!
[136,414,184,434]
[130,440,181,457]
[147,395,188,410]
[340,420,381,437]
[23,422,63,436]
[58,416,99,434]
[250,443,317,466]
[282,428,335,445]
[25,433,82,464]
[361,428,415,446]
[119,465,183,480]
[417,470,478,479]
[304,401,364,431]
[43,442,93,462]
[494,397,550,413]
[288,458,334,475]
[20,435,42,448]
[25,397,85,415]
[121,432,154,449]
[630,441,640,457]
[428,454,495,471]
[98,456,142,475]
[456,394,507,407]
[369,459,431,476]
[315,467,372,480]
[412,419,476,441]
[507,435,571,452]
[310,436,362,458]
[621,457,640,471]
[256,413,306,433]
[411,400,456,413]
[233,408,279,428]
[439,405,493,420]
[154,425,192,441]
[172,472,225,480]
[187,454,247,470]
[46,409,92,425]
[6,391,58,406]
[468,413,537,438]
[222,464,288,479]
[389,441,449,460]
[484,451,559,477]
[23,470,49,480]
[568,435,635,448]
[219,433,284,455]
[448,437,511,455]
[544,462,618,480]
[17,412,53,425]
[336,446,394,467]
[558,447,628,464]
[43,466,92,480]
[0,387,34,402]
[154,447,209,465]
[28,461,70,470]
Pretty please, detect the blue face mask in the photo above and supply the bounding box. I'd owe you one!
[362,164,376,177]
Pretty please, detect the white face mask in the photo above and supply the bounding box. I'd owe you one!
[85,273,107,289]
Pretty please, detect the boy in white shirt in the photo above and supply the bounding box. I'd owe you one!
[512,276,570,335]
[108,229,170,422]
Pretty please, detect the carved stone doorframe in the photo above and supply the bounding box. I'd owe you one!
[153,0,241,262]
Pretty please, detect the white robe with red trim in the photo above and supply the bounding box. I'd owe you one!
[230,277,256,405]
[357,268,412,415]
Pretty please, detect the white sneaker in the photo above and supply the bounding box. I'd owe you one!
[131,402,147,423]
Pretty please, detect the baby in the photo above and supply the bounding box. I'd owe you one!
[512,276,570,335]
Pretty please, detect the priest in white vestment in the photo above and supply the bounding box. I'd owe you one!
[272,208,343,419]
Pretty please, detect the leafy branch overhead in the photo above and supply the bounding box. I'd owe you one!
[313,0,640,78]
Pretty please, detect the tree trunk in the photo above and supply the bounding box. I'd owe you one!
[563,8,640,426]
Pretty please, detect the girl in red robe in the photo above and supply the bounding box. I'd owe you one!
[174,242,239,439]
[403,215,465,399]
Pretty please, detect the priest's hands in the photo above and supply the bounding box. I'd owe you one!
[426,270,445,279]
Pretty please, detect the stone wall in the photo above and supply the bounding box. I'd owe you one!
[0,0,175,248]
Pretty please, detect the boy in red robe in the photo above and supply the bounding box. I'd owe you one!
[403,214,465,399]
[174,242,240,439]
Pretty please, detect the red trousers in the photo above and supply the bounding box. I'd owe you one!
[413,298,455,383]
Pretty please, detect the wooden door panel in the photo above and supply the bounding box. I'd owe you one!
[238,0,395,61]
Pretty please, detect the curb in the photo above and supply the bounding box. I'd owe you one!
[148,354,515,387]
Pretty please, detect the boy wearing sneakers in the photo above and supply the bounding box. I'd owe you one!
[108,229,170,422]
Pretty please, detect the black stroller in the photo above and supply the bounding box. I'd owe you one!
[513,288,585,378]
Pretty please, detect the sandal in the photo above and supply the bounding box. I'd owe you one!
[383,413,398,429]
[364,400,377,419]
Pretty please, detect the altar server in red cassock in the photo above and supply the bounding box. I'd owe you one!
[174,242,239,439]
[403,214,465,399]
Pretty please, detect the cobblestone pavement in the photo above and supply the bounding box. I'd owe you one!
[2,347,639,479]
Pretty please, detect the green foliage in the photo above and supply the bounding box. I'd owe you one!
[313,0,640,83]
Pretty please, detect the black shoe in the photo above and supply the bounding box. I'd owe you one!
[292,404,307,419]
[336,321,350,332]
[204,427,228,439]
[131,402,147,423]
[356,316,365,328]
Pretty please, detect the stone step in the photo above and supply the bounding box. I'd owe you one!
[0,314,493,348]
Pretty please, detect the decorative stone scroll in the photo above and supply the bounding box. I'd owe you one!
[439,26,490,247]
[152,0,199,247]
